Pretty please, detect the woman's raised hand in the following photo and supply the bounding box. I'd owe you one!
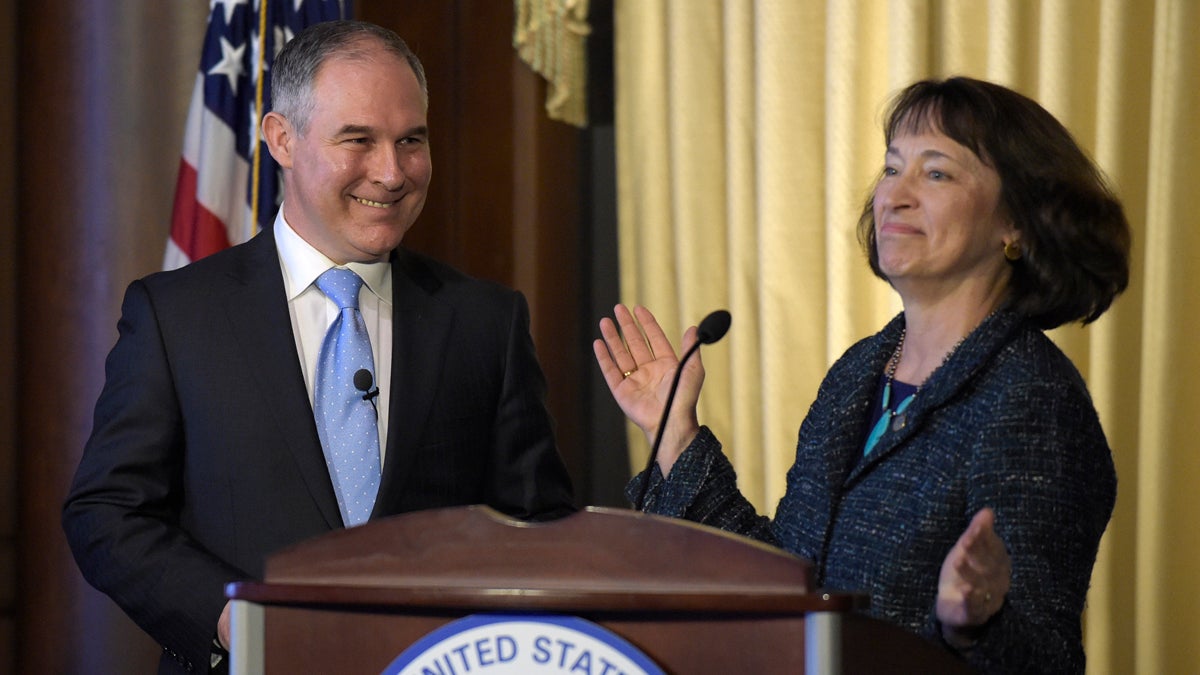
[593,305,704,477]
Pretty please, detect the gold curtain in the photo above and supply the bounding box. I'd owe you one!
[613,1,1200,673]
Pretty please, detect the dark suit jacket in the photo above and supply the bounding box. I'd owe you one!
[62,229,575,673]
[634,311,1115,674]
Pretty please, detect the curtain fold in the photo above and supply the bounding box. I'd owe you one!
[613,1,1199,672]
[1134,3,1200,674]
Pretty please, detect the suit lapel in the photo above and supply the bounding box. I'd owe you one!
[846,311,1021,484]
[374,250,454,513]
[223,231,343,529]
[823,325,898,490]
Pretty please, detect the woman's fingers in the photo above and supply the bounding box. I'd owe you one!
[613,305,655,366]
[593,337,627,391]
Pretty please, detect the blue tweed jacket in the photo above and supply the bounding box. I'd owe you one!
[632,311,1116,674]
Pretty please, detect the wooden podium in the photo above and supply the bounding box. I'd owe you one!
[227,506,973,674]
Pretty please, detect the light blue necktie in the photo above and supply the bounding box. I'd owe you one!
[314,268,381,526]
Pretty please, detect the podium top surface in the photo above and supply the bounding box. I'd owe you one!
[229,506,864,613]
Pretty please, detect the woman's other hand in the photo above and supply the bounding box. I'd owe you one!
[936,507,1012,649]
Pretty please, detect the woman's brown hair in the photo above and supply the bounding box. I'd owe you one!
[857,77,1131,329]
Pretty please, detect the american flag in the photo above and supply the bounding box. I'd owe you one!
[165,0,351,270]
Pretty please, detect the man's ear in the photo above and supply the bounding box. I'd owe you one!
[261,111,294,168]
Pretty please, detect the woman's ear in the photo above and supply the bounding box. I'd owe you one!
[261,111,294,168]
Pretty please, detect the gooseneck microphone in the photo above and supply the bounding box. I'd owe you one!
[353,368,380,412]
[634,309,732,511]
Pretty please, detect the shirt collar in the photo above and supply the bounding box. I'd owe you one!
[273,207,392,305]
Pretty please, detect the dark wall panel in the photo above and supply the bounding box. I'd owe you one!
[358,0,587,490]
[1,0,18,670]
[15,2,206,672]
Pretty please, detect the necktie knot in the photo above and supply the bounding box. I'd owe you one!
[316,268,364,310]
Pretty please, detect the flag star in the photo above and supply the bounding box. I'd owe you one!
[248,100,260,151]
[208,36,247,94]
[273,24,295,59]
[210,0,250,26]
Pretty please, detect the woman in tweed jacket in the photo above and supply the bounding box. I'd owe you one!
[595,77,1130,674]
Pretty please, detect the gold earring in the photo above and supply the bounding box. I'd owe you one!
[1003,240,1023,261]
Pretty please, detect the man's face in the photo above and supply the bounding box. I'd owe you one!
[272,45,431,264]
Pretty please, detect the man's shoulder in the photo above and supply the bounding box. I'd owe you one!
[393,247,520,302]
[143,234,274,288]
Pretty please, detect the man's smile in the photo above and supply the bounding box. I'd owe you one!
[353,196,397,208]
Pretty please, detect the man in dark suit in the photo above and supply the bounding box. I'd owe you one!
[62,20,574,674]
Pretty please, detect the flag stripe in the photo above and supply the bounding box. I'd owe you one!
[170,158,232,262]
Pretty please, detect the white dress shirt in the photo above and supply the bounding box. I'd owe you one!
[273,210,392,468]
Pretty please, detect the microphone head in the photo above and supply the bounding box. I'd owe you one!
[697,310,731,344]
[353,368,374,392]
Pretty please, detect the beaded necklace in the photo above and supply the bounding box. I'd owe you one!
[862,328,966,456]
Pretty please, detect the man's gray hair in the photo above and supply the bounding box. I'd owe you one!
[271,19,428,134]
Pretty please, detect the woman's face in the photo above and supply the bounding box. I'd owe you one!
[872,129,1017,298]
